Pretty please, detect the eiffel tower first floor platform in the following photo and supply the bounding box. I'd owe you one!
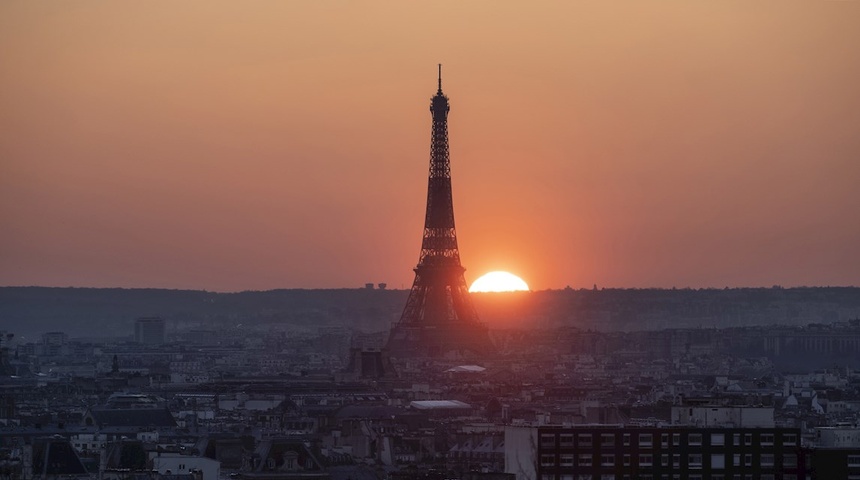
[386,320,495,360]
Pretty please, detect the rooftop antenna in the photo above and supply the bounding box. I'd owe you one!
[437,63,442,94]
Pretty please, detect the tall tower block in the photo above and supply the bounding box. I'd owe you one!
[386,66,494,359]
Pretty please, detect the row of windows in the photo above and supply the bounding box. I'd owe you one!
[540,452,798,469]
[73,442,105,450]
[540,432,797,449]
[447,451,502,459]
[540,475,796,480]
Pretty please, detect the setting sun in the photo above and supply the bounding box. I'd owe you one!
[469,271,530,293]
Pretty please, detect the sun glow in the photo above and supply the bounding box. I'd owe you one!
[469,271,530,293]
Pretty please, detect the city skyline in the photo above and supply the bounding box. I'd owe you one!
[2,2,859,292]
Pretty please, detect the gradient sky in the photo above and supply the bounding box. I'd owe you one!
[2,1,859,291]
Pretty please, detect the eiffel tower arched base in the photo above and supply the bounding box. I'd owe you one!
[386,321,494,360]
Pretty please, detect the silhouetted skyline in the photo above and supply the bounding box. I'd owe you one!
[1,2,858,291]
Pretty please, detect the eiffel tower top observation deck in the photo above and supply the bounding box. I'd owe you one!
[386,66,493,359]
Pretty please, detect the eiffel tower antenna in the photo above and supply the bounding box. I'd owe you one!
[437,63,442,93]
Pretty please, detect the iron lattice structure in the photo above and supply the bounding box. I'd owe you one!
[387,66,493,359]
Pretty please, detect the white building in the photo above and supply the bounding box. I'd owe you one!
[150,454,219,480]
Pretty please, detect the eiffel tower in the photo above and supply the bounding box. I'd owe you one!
[386,66,494,359]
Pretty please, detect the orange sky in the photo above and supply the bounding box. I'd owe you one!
[1,1,859,291]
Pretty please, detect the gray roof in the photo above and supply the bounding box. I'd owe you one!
[334,405,405,419]
[32,438,88,476]
[409,400,471,410]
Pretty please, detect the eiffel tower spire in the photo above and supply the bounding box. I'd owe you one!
[386,67,493,359]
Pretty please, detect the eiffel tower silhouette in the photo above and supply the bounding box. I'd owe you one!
[386,66,494,359]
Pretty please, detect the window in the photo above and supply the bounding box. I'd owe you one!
[541,475,554,480]
[601,454,615,467]
[541,454,556,467]
[784,453,797,468]
[744,454,752,466]
[760,475,774,480]
[783,433,797,446]
[601,476,615,480]
[661,454,669,467]
[784,475,797,480]
[579,434,593,447]
[711,433,725,446]
[672,454,680,467]
[689,433,702,446]
[733,454,740,466]
[689,454,702,468]
[761,433,774,446]
[711,454,725,469]
[560,454,575,467]
[561,434,575,447]
[849,455,860,467]
[639,454,653,467]
[744,433,752,445]
[639,434,652,447]
[579,454,593,467]
[712,476,724,480]
[661,433,669,447]
[672,433,680,446]
[761,454,774,467]
[542,434,557,448]
[733,433,740,445]
[689,476,702,480]
[623,434,631,446]
[601,433,615,448]
[623,454,631,466]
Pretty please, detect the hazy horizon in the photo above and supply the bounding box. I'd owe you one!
[2,283,858,294]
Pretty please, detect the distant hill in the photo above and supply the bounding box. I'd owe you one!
[0,287,407,339]
[1,286,859,340]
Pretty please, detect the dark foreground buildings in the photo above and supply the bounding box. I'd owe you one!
[506,425,860,480]
[509,425,805,480]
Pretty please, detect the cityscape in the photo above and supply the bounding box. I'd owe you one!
[3,285,860,480]
[2,3,860,480]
